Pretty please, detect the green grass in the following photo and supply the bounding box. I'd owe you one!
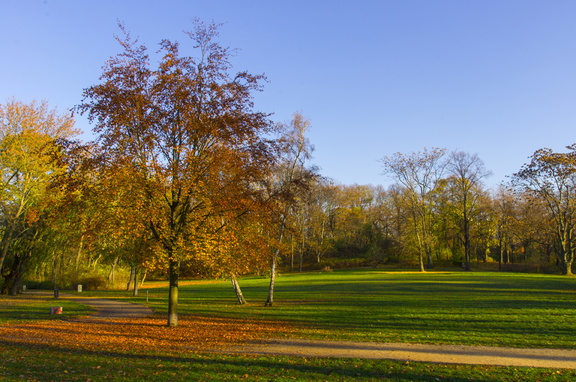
[3,269,576,381]
[0,294,94,324]
[2,341,575,381]
[133,270,576,349]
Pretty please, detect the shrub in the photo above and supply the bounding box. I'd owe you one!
[22,280,54,290]
[76,275,107,291]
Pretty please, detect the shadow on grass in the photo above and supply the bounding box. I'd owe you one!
[0,339,547,382]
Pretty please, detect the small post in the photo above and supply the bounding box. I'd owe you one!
[77,284,82,292]
[146,290,149,302]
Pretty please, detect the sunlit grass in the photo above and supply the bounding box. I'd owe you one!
[130,270,576,349]
[0,294,93,324]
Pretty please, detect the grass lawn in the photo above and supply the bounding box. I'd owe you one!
[137,269,576,349]
[1,269,576,381]
[0,292,94,324]
[2,342,574,381]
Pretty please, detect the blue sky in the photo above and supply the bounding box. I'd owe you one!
[2,1,576,189]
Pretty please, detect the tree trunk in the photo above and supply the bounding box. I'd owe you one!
[75,235,84,276]
[264,252,278,307]
[415,222,426,272]
[564,261,573,275]
[0,224,15,274]
[167,257,179,327]
[133,267,139,296]
[561,252,573,275]
[52,254,58,295]
[140,269,147,288]
[418,251,425,272]
[290,239,294,272]
[1,251,31,296]
[126,266,135,291]
[498,237,503,270]
[426,248,433,269]
[231,274,246,305]
[108,256,119,285]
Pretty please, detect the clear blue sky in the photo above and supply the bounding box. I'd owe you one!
[2,0,576,189]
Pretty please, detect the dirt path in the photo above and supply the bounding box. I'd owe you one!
[24,291,576,369]
[232,339,576,369]
[65,296,154,319]
[26,290,154,319]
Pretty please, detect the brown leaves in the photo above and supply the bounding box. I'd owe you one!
[0,315,295,355]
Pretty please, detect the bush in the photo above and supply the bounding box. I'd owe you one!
[499,262,560,274]
[76,275,107,291]
[22,280,54,290]
[321,257,368,270]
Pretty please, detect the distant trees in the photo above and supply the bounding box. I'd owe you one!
[512,146,576,275]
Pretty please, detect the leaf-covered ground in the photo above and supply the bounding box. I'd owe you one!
[0,315,296,356]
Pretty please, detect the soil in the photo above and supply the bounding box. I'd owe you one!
[21,291,576,369]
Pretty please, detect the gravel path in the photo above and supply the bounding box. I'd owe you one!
[25,291,576,369]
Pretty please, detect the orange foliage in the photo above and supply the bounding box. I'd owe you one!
[0,316,295,355]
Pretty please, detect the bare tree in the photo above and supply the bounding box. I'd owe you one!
[380,148,447,271]
[446,151,491,271]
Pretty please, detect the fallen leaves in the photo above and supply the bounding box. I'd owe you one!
[0,315,295,356]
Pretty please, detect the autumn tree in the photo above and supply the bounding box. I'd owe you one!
[445,151,491,271]
[380,148,447,271]
[79,22,277,325]
[0,100,78,294]
[512,146,576,275]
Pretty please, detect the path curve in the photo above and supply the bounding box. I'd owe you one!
[65,295,154,319]
[26,290,154,319]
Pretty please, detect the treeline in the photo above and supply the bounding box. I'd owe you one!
[286,147,576,276]
[1,22,575,326]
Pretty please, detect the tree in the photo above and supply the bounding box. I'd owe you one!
[79,22,276,325]
[380,148,446,271]
[305,180,339,265]
[263,113,315,307]
[0,100,77,294]
[512,146,576,275]
[446,151,491,271]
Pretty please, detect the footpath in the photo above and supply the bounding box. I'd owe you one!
[26,291,576,369]
[26,290,154,319]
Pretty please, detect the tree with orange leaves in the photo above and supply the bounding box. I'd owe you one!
[513,146,576,275]
[79,21,276,326]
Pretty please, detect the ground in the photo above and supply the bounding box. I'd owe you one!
[9,291,576,369]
